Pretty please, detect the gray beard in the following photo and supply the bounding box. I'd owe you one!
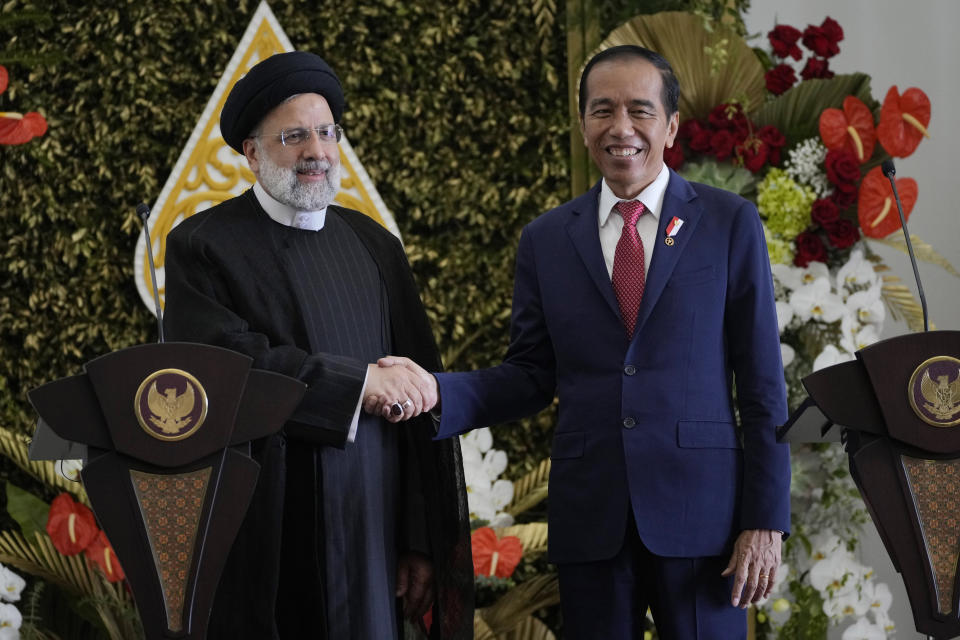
[255,144,341,211]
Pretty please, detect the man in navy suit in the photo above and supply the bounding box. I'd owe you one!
[377,45,790,638]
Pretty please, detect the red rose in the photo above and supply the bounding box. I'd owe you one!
[765,64,797,96]
[737,139,769,173]
[794,231,828,267]
[825,219,860,249]
[802,20,841,58]
[664,143,684,170]
[688,123,713,153]
[824,149,860,185]
[768,24,803,60]
[820,17,844,50]
[811,198,840,227]
[708,103,749,137]
[710,130,736,160]
[832,182,859,208]
[801,57,835,80]
[677,119,703,140]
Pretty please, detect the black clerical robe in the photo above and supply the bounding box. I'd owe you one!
[163,190,473,639]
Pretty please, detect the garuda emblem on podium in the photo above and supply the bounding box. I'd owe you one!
[135,369,208,440]
[909,356,960,427]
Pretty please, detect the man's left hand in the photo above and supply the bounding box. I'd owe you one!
[396,551,435,621]
[721,528,781,608]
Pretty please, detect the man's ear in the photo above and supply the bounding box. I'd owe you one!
[665,111,680,148]
[242,138,260,174]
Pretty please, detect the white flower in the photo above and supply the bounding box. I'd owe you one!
[841,616,887,640]
[772,262,829,292]
[775,301,794,334]
[785,138,832,198]
[840,315,882,354]
[846,285,885,326]
[790,277,846,323]
[461,427,493,454]
[809,548,858,593]
[837,249,878,292]
[813,345,855,372]
[863,581,893,616]
[0,568,24,603]
[0,603,21,632]
[872,607,895,634]
[482,449,508,483]
[56,459,83,482]
[780,343,795,368]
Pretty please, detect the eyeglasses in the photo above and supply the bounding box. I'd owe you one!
[256,124,343,146]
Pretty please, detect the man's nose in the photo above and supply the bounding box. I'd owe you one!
[302,130,329,160]
[609,109,634,137]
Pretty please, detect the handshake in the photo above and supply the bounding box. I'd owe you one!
[363,356,439,423]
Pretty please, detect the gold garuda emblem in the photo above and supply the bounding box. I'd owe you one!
[135,369,208,441]
[909,356,960,427]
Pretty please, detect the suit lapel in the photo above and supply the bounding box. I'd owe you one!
[632,171,703,338]
[565,183,622,320]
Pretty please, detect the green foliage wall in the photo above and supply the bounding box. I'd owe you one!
[0,0,573,472]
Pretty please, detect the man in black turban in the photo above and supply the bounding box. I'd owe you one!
[162,51,473,640]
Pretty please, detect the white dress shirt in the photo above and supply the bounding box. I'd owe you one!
[597,163,671,279]
[252,183,364,442]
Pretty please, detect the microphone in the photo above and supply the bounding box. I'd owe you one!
[137,203,165,343]
[881,160,928,332]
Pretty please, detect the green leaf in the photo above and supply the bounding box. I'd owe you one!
[752,73,877,147]
[6,483,50,541]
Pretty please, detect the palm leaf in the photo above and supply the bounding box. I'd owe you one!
[869,235,960,278]
[475,574,561,637]
[877,273,928,332]
[506,458,550,516]
[587,11,765,121]
[495,523,549,555]
[0,531,139,640]
[0,427,88,504]
[752,74,876,147]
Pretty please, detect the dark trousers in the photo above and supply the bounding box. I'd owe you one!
[557,513,746,639]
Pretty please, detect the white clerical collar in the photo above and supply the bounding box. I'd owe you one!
[253,181,328,231]
[598,163,670,228]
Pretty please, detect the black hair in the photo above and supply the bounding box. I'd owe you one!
[578,45,680,118]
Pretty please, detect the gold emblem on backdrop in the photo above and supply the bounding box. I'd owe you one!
[134,0,401,312]
[908,356,960,427]
[135,369,208,441]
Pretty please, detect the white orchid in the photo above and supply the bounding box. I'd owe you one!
[837,248,878,292]
[780,343,795,368]
[813,344,855,372]
[0,567,24,604]
[790,277,847,323]
[845,285,885,326]
[459,428,515,527]
[841,617,887,640]
[0,602,20,634]
[775,300,794,334]
[772,261,829,292]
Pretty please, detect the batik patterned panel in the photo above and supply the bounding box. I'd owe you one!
[901,455,960,615]
[130,468,211,631]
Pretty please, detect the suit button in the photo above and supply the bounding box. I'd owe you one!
[622,417,636,429]
[624,365,636,376]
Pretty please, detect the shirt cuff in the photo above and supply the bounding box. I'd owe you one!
[348,368,370,443]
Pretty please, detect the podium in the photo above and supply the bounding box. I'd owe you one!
[780,330,960,639]
[28,342,305,640]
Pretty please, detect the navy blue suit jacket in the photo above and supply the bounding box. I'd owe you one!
[436,172,791,564]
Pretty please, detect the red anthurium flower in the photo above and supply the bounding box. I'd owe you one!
[85,530,125,583]
[46,493,99,556]
[857,166,918,238]
[877,86,931,158]
[0,111,48,145]
[819,96,876,164]
[0,66,7,95]
[470,527,523,579]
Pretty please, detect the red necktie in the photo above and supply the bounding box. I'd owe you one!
[612,200,647,338]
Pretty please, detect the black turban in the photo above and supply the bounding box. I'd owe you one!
[220,51,344,153]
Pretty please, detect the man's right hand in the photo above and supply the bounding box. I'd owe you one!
[363,357,438,423]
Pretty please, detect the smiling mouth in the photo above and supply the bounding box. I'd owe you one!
[607,147,641,157]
